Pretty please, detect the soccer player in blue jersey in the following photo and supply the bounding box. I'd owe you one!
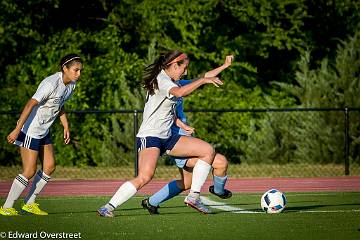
[97,50,224,217]
[0,54,83,216]
[141,55,234,214]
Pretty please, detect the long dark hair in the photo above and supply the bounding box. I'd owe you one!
[142,50,186,95]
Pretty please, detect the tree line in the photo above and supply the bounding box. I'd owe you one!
[1,0,359,166]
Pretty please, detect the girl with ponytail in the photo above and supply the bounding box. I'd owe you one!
[98,50,223,217]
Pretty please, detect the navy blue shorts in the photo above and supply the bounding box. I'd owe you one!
[136,135,181,156]
[14,131,52,151]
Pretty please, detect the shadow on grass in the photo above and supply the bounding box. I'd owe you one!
[286,202,360,211]
[44,201,360,216]
[47,205,211,217]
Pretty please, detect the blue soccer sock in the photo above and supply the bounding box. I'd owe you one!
[149,180,183,207]
[213,175,228,195]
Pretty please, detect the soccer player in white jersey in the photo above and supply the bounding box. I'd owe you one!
[97,50,223,217]
[141,55,234,214]
[0,54,83,216]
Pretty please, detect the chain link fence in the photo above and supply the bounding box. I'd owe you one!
[1,108,359,180]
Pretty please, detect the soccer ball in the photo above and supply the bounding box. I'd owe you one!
[260,189,287,214]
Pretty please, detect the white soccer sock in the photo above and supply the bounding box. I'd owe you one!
[24,170,51,204]
[108,181,137,209]
[3,174,29,208]
[190,159,212,193]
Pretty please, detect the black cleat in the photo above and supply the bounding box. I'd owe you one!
[141,198,159,215]
[209,185,232,199]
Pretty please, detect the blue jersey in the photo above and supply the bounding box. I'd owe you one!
[171,80,192,136]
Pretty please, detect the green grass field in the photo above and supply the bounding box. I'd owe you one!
[1,192,359,240]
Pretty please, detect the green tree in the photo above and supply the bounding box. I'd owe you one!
[2,0,360,167]
[273,31,360,164]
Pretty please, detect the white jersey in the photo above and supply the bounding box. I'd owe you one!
[21,72,76,138]
[136,69,178,139]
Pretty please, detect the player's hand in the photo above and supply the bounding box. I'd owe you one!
[7,128,21,144]
[203,77,223,87]
[182,125,195,136]
[223,55,234,68]
[63,128,70,144]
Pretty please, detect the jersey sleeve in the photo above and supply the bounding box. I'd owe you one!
[157,74,178,98]
[32,81,53,103]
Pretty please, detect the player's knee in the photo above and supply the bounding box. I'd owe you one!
[201,144,215,161]
[215,154,228,170]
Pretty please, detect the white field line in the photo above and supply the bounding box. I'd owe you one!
[200,196,261,214]
[200,196,360,214]
[40,196,360,214]
[237,192,360,197]
[297,209,360,213]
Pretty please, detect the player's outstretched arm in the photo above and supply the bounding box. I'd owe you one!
[170,76,223,97]
[204,55,234,78]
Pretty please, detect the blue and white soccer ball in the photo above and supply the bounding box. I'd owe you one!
[260,189,287,214]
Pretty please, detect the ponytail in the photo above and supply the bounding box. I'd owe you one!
[142,50,186,95]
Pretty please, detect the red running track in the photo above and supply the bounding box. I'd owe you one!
[0,177,359,197]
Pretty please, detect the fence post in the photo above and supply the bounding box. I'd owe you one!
[344,107,349,175]
[134,110,138,177]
